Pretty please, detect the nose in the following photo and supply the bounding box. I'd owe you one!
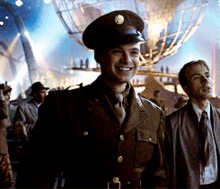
[201,75,210,85]
[122,51,132,63]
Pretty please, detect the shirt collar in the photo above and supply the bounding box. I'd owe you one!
[33,100,42,108]
[192,101,211,122]
[100,78,131,106]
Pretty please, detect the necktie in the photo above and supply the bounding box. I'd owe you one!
[113,93,126,123]
[199,111,209,169]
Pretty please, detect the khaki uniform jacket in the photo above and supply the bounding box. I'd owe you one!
[165,101,220,188]
[17,77,169,188]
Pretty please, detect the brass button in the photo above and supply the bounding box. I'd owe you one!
[83,131,89,136]
[149,137,152,142]
[120,135,124,141]
[118,156,123,163]
[113,177,120,183]
[93,98,99,103]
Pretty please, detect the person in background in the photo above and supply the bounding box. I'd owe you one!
[16,10,169,188]
[173,96,188,110]
[13,82,49,158]
[150,90,166,113]
[13,82,49,140]
[165,60,220,188]
[0,83,13,188]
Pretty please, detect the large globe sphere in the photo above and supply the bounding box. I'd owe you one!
[53,0,207,70]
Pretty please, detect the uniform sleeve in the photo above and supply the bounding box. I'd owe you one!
[16,92,64,188]
[141,109,170,188]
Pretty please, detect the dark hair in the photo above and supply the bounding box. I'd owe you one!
[178,60,209,88]
[153,90,160,95]
[0,84,12,95]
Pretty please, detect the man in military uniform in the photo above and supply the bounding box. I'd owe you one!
[16,10,169,188]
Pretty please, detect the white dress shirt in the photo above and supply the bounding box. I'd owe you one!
[192,102,218,185]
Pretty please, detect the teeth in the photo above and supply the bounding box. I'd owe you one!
[119,67,131,71]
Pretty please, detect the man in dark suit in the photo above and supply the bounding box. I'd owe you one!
[166,60,220,188]
[16,10,169,188]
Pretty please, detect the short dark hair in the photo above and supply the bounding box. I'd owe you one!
[153,90,160,95]
[178,60,209,88]
[0,84,12,95]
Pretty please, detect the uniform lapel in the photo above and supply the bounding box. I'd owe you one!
[123,88,148,133]
[87,79,121,130]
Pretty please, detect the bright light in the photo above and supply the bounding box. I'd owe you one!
[44,0,52,4]
[4,33,20,58]
[0,21,4,26]
[15,0,23,7]
[23,31,44,61]
[5,16,9,19]
[10,63,28,99]
[33,44,45,61]
[24,31,29,37]
[186,55,196,63]
[134,86,146,94]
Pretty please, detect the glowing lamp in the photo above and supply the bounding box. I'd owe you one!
[15,0,23,7]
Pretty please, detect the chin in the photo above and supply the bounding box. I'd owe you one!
[203,94,212,100]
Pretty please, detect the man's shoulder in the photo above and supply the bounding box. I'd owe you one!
[210,104,220,116]
[18,99,34,108]
[47,85,91,103]
[168,105,184,116]
[166,105,188,125]
[139,94,163,113]
[52,85,90,95]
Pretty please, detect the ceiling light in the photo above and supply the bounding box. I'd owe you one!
[15,0,23,7]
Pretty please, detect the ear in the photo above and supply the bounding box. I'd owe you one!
[33,92,38,99]
[182,85,189,95]
[94,50,101,64]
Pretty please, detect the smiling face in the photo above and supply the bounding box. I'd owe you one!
[96,42,140,90]
[183,63,212,103]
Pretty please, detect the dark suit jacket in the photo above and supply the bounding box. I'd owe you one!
[165,101,220,188]
[16,77,169,188]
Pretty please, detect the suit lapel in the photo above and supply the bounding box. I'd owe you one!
[28,101,38,121]
[211,105,220,153]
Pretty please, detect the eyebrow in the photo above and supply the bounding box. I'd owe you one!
[110,47,140,51]
[191,72,210,77]
[131,47,140,51]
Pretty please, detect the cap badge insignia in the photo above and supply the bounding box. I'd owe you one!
[115,14,124,25]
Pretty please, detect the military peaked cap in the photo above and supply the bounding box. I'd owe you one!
[82,10,145,50]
